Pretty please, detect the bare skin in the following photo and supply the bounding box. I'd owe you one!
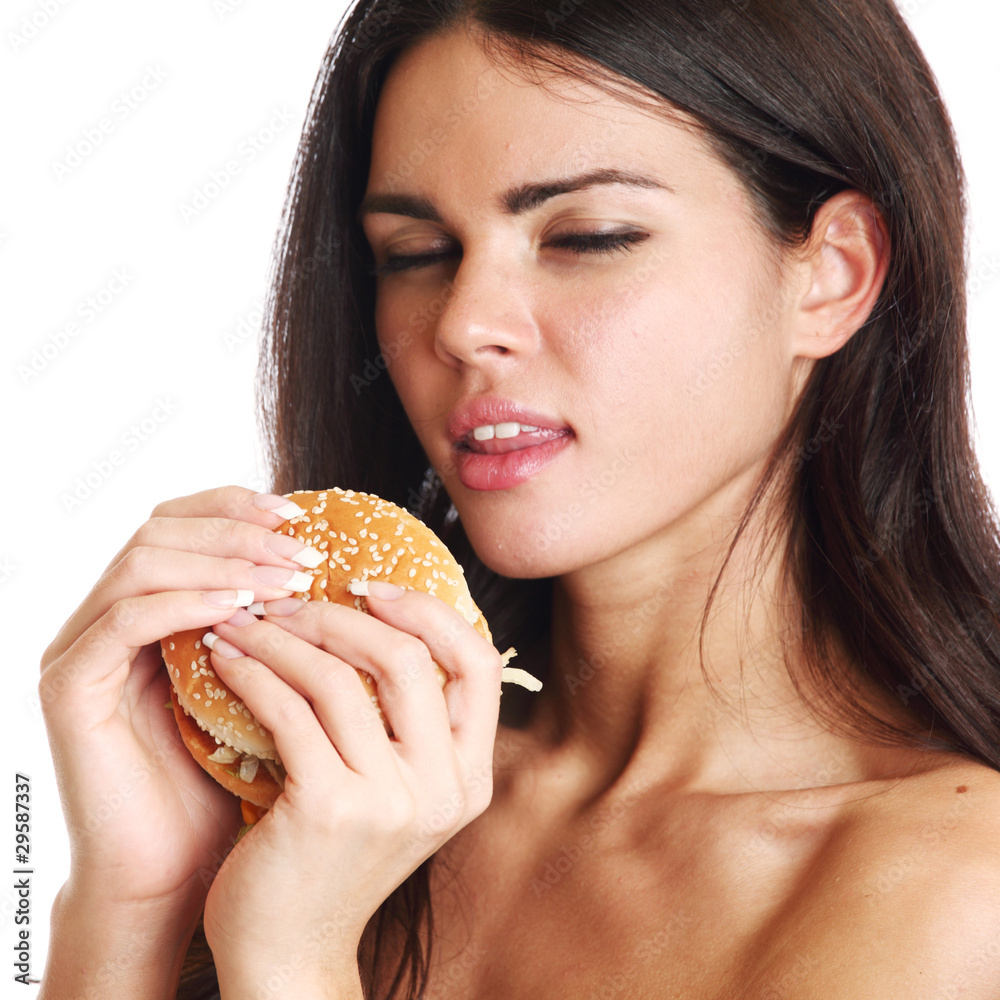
[359,27,1000,999]
[36,22,1000,1000]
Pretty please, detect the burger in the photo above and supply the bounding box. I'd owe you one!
[161,487,536,828]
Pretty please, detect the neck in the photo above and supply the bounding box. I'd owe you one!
[514,476,917,802]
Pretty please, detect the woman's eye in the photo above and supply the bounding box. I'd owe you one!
[546,230,649,257]
[371,230,649,275]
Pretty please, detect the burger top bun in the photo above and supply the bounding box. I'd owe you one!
[161,488,503,800]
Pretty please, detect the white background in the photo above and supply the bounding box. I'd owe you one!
[2,0,998,987]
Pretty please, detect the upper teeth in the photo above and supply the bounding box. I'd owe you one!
[471,422,540,441]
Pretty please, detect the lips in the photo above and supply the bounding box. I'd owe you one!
[447,397,571,447]
[446,396,574,491]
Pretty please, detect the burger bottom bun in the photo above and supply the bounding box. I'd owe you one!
[171,691,281,809]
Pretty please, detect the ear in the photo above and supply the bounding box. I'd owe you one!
[790,189,890,359]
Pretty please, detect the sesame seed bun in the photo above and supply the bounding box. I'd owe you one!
[161,487,493,810]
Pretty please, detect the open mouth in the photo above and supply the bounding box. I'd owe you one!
[457,423,572,456]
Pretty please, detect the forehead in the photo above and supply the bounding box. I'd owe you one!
[366,27,734,205]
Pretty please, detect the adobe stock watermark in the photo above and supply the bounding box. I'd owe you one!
[530,776,653,897]
[51,66,169,180]
[532,448,640,552]
[737,753,852,862]
[252,906,362,1000]
[222,297,266,352]
[79,750,169,834]
[17,267,134,384]
[349,0,402,51]
[424,943,487,999]
[178,107,296,223]
[894,605,995,708]
[350,276,461,394]
[7,0,74,53]
[60,397,180,513]
[213,0,251,19]
[792,417,844,472]
[871,782,977,895]
[378,67,504,187]
[968,251,1000,299]
[563,580,675,696]
[577,909,696,1000]
[852,484,940,576]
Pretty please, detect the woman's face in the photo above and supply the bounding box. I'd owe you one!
[360,29,809,579]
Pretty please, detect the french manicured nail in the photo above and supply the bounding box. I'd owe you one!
[224,608,256,627]
[248,598,306,617]
[251,565,315,591]
[203,589,255,608]
[264,533,325,568]
[348,580,404,600]
[203,632,244,658]
[252,493,307,521]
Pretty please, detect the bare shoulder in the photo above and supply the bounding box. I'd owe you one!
[741,754,1000,999]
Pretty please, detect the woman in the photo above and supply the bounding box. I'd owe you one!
[37,0,1000,997]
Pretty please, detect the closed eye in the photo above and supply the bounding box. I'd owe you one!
[370,230,650,275]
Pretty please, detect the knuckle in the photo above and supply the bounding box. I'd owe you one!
[37,667,63,709]
[272,693,311,729]
[389,637,434,684]
[466,776,494,818]
[149,498,171,519]
[377,791,417,835]
[129,518,157,548]
[217,485,257,520]
[419,787,466,839]
[484,646,504,680]
[106,597,140,635]
[196,516,240,553]
[110,545,151,584]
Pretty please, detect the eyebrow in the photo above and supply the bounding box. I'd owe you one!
[355,167,672,224]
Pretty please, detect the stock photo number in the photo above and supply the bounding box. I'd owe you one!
[13,773,36,986]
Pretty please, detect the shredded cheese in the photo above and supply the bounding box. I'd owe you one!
[498,647,543,691]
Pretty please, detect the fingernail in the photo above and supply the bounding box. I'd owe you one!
[252,493,307,521]
[251,598,306,617]
[252,565,315,591]
[204,589,255,608]
[224,608,256,627]
[349,580,403,600]
[204,632,244,658]
[264,533,325,569]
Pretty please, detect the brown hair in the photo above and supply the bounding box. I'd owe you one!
[178,1,1000,996]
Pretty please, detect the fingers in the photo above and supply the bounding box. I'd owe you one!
[149,485,305,527]
[241,588,503,765]
[206,621,395,780]
[356,586,503,766]
[129,515,324,569]
[44,549,309,668]
[211,608,454,762]
[39,588,263,726]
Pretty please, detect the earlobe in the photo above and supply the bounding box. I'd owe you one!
[792,189,890,360]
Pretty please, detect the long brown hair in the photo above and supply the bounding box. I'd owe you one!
[178,1,1000,996]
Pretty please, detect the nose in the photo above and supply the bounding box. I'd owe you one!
[432,251,539,369]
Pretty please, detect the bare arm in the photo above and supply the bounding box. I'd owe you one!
[37,883,202,1000]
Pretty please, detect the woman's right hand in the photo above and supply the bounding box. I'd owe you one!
[39,486,319,912]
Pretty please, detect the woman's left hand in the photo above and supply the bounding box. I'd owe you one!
[198,583,503,993]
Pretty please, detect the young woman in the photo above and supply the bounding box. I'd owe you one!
[37,1,1000,997]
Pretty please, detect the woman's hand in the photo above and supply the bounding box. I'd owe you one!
[198,584,503,991]
[39,486,319,915]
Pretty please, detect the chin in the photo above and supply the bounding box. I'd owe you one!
[454,504,609,580]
